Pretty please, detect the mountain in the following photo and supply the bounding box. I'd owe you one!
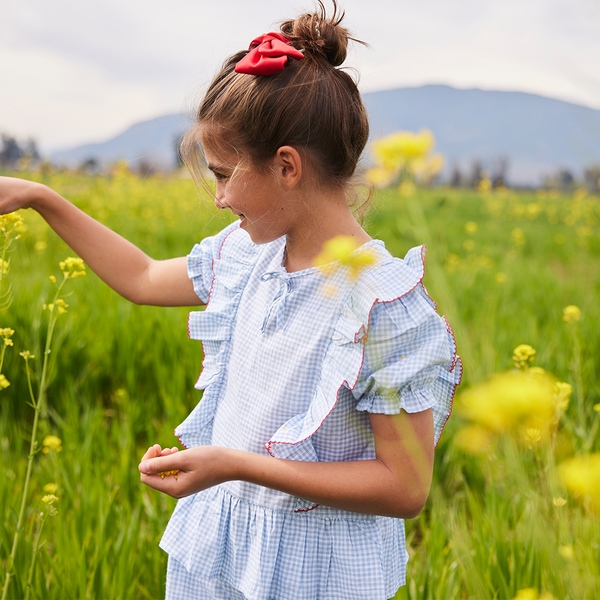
[50,113,189,172]
[364,85,600,185]
[50,85,600,186]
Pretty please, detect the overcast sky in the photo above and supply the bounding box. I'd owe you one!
[2,0,599,153]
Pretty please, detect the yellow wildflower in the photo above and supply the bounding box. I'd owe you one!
[313,236,377,280]
[459,370,557,436]
[0,259,9,275]
[160,470,179,480]
[562,305,581,323]
[454,425,495,455]
[0,212,24,233]
[19,350,35,360]
[552,497,567,507]
[512,227,525,246]
[559,545,574,560]
[49,275,57,283]
[55,298,69,315]
[594,403,600,412]
[554,382,572,411]
[512,588,555,600]
[41,494,59,505]
[495,272,506,284]
[478,178,492,193]
[559,453,600,512]
[371,130,434,172]
[513,344,536,369]
[43,483,58,494]
[529,367,546,376]
[464,221,478,235]
[365,167,394,188]
[398,180,415,198]
[523,428,542,448]
[59,256,87,279]
[0,374,10,389]
[42,435,63,453]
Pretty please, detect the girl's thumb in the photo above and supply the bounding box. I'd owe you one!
[139,460,156,474]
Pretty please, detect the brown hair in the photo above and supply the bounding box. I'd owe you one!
[181,0,369,195]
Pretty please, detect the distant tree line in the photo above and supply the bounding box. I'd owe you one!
[0,134,40,169]
[448,157,600,192]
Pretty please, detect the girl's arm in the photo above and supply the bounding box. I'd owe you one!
[0,176,202,307]
[139,409,434,519]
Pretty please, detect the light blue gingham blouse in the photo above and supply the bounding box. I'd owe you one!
[160,222,462,600]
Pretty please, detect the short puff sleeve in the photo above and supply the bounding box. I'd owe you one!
[353,286,461,446]
[186,221,241,303]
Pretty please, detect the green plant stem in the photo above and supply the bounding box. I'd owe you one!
[24,512,47,600]
[2,281,65,600]
[0,344,6,374]
[569,326,586,447]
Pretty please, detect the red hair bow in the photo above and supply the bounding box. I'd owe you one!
[235,32,304,76]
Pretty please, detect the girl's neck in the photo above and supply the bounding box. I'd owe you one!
[283,187,371,273]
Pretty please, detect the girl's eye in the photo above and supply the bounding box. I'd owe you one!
[213,172,229,181]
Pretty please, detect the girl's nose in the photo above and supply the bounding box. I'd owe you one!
[214,195,228,210]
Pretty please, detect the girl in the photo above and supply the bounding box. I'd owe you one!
[0,2,461,598]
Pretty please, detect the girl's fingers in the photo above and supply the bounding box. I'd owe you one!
[140,444,163,462]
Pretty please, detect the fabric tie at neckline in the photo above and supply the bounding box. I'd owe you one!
[260,271,293,333]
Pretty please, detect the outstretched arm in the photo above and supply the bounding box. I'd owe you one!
[139,409,434,519]
[0,176,202,307]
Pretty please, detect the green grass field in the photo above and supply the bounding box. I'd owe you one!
[1,169,599,599]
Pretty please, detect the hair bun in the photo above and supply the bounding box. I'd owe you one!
[280,0,356,67]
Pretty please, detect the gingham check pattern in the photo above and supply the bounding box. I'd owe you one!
[161,222,462,600]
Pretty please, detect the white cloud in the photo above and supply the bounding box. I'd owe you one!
[1,0,599,151]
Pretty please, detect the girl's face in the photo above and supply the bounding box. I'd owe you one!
[203,139,293,245]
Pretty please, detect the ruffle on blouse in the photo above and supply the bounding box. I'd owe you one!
[160,486,407,600]
[176,223,259,448]
[264,245,462,461]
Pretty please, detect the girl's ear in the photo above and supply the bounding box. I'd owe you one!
[274,146,302,189]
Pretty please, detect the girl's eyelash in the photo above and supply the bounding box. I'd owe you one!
[213,172,229,181]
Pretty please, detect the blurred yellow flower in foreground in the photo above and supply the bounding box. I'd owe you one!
[459,370,557,436]
[562,305,581,323]
[43,483,59,494]
[513,344,536,369]
[0,374,10,389]
[365,167,394,187]
[454,424,495,455]
[313,236,377,281]
[552,497,567,507]
[367,129,444,188]
[559,453,600,512]
[372,130,434,172]
[42,435,62,454]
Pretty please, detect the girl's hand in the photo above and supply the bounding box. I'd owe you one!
[0,176,44,213]
[139,444,234,499]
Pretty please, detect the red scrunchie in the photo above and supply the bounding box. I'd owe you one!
[235,32,304,76]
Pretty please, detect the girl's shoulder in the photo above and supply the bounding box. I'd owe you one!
[344,242,430,317]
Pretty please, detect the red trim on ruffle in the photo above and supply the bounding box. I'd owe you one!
[179,224,241,441]
[294,503,320,513]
